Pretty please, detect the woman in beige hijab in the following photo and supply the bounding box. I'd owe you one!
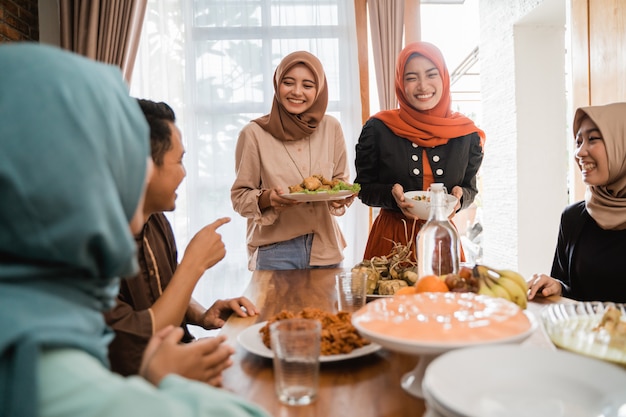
[231,51,355,270]
[529,102,626,303]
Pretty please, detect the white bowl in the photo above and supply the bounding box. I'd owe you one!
[404,190,458,219]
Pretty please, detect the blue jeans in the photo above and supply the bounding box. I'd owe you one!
[256,234,340,270]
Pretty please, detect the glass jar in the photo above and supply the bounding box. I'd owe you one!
[416,183,460,278]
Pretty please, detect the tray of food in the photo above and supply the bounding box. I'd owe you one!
[541,301,626,366]
[237,308,381,362]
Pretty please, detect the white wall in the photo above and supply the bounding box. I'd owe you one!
[514,24,568,279]
[480,0,569,279]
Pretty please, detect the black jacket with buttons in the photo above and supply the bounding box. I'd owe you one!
[355,117,483,211]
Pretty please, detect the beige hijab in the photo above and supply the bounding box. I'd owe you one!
[253,51,328,141]
[573,102,626,230]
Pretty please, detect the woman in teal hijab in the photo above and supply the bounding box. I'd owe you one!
[0,44,269,417]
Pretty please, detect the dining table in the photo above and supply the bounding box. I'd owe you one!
[219,268,569,417]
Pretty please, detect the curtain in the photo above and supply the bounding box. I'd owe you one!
[129,0,367,331]
[368,0,405,110]
[59,0,147,83]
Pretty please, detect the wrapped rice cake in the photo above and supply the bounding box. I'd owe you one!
[377,279,408,295]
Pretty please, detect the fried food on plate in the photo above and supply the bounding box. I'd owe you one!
[289,174,360,194]
[259,308,370,355]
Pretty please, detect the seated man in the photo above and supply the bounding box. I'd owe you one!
[105,99,258,381]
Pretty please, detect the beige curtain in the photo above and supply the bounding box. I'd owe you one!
[59,0,147,83]
[368,0,405,110]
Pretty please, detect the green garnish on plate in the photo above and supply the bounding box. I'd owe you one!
[299,182,361,194]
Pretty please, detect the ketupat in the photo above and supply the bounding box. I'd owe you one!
[352,264,379,295]
[352,220,418,296]
[378,279,408,295]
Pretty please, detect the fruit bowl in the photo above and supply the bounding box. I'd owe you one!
[404,190,457,219]
[541,301,626,366]
[352,292,537,398]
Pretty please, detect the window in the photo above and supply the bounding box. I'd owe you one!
[131,0,365,327]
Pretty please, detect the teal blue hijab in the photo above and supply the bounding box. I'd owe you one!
[0,44,149,417]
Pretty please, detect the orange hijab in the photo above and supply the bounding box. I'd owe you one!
[254,51,329,141]
[373,42,485,148]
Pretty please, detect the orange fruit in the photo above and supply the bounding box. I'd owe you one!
[394,286,418,296]
[415,275,449,293]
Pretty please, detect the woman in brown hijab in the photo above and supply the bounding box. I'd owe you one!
[529,102,626,303]
[231,51,355,270]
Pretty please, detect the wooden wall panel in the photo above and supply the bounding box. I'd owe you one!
[588,0,626,104]
[570,0,626,201]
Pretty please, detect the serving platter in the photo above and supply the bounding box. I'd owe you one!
[423,345,626,417]
[237,321,381,363]
[282,189,354,202]
[352,292,536,398]
[541,301,626,366]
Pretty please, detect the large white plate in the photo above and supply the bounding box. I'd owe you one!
[352,293,537,398]
[541,301,626,366]
[283,189,355,202]
[353,292,537,356]
[423,345,626,417]
[237,321,381,363]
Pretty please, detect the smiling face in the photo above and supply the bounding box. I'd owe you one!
[575,115,610,186]
[143,121,186,216]
[278,63,318,115]
[403,55,443,112]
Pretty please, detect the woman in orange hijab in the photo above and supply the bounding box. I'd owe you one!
[355,42,486,261]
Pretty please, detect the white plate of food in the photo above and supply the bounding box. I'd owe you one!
[352,292,536,398]
[353,292,536,355]
[541,301,626,366]
[282,189,355,202]
[423,345,626,417]
[237,321,381,362]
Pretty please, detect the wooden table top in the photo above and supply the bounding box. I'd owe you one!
[219,268,567,417]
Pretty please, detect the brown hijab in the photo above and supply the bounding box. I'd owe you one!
[573,102,626,230]
[373,42,485,148]
[253,51,328,141]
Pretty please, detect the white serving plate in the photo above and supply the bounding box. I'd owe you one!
[352,292,536,398]
[237,321,381,363]
[283,189,355,202]
[353,292,536,355]
[423,344,626,417]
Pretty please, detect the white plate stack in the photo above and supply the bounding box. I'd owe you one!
[421,345,626,417]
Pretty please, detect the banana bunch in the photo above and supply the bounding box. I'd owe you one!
[473,265,529,309]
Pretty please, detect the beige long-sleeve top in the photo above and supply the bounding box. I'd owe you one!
[231,115,349,270]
